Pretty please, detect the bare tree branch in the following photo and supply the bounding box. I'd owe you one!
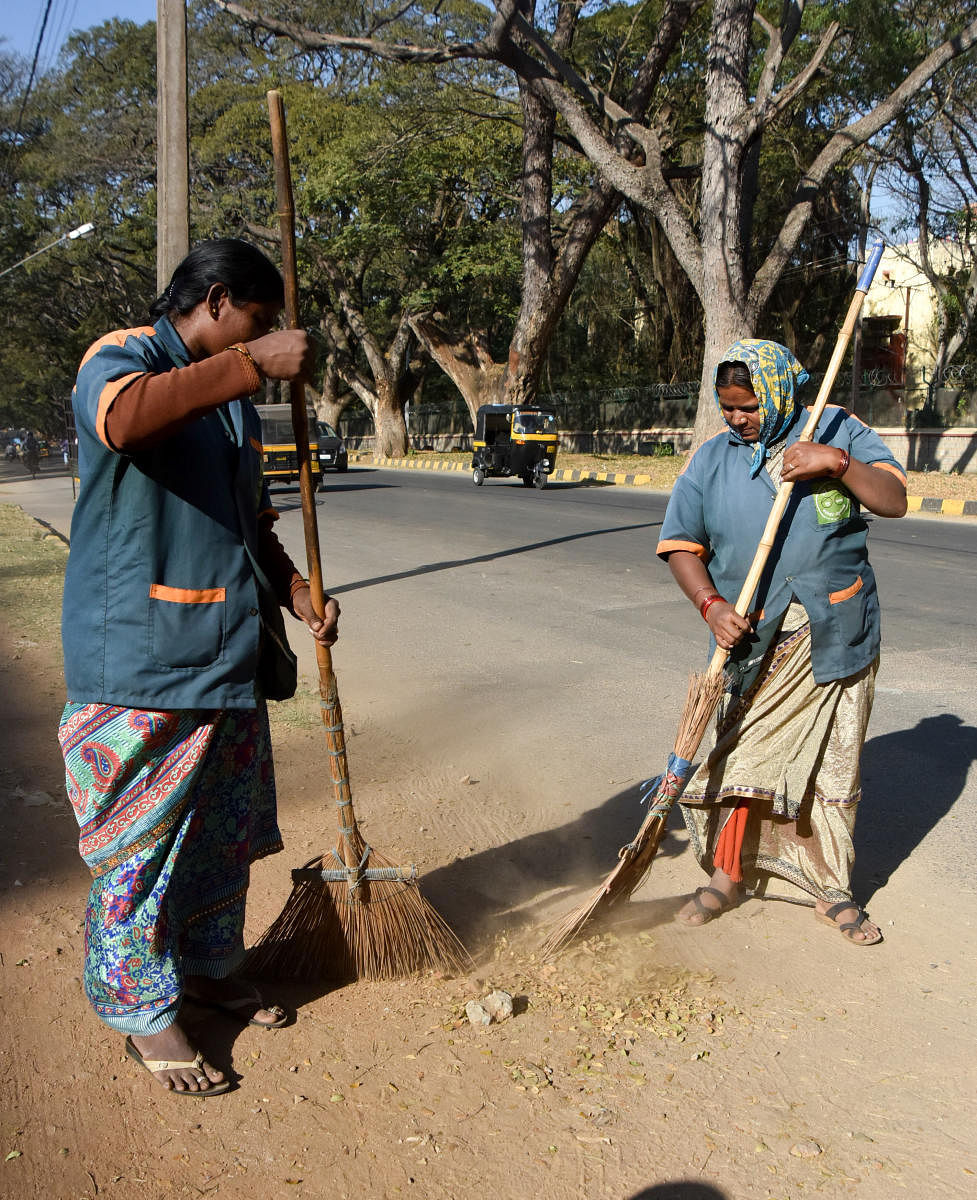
[745,15,840,141]
[214,0,496,63]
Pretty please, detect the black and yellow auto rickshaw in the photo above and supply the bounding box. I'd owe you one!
[471,404,559,488]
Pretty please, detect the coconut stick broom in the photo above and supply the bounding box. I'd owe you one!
[246,90,471,981]
[541,238,886,958]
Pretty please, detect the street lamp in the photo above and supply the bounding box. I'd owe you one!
[0,221,96,280]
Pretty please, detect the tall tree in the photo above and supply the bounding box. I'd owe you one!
[193,66,525,452]
[217,0,977,443]
[218,0,700,421]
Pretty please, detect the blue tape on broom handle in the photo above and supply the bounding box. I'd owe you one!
[856,237,884,292]
[666,752,692,777]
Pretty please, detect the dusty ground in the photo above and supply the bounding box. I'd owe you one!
[1,503,974,1200]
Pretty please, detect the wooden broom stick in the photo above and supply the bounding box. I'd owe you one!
[267,88,365,880]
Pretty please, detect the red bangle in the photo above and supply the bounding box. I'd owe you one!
[833,448,850,478]
[699,594,725,621]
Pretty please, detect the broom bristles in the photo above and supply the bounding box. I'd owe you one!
[246,846,472,981]
[540,666,728,957]
[674,666,726,761]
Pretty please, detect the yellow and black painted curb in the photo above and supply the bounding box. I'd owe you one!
[905,495,977,518]
[349,454,977,517]
[349,454,665,490]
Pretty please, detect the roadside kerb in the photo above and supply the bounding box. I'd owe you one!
[349,454,977,516]
[359,455,659,488]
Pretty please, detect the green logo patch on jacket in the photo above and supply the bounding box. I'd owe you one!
[812,480,852,525]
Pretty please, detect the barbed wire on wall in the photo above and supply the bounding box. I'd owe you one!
[921,362,977,386]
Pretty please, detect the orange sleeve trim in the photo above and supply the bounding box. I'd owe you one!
[96,373,143,447]
[872,460,907,482]
[657,539,708,559]
[828,576,863,605]
[249,436,264,454]
[149,583,226,604]
[80,326,156,369]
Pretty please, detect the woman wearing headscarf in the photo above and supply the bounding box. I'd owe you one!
[656,339,907,945]
[60,239,341,1094]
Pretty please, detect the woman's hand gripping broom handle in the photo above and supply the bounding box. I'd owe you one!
[268,89,361,870]
[704,237,886,681]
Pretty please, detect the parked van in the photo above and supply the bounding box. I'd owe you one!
[255,404,348,488]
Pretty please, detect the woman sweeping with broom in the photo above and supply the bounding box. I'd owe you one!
[656,339,906,945]
[59,239,340,1095]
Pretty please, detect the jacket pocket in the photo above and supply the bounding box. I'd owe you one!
[828,575,862,605]
[826,574,871,651]
[149,583,226,668]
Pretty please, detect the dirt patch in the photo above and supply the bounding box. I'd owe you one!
[1,502,974,1199]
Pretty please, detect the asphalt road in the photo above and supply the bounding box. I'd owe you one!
[4,463,976,907]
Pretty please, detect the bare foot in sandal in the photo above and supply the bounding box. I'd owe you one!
[676,869,741,927]
[184,974,288,1028]
[126,1024,228,1094]
[815,900,883,946]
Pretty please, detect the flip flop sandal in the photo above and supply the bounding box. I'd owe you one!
[185,990,289,1029]
[817,901,883,946]
[124,1036,231,1096]
[676,885,739,927]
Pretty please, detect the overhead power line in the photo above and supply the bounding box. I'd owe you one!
[12,0,55,137]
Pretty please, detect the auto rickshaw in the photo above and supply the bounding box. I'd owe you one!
[471,404,559,488]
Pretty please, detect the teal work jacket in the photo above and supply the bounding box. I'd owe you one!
[657,406,906,684]
[62,317,274,709]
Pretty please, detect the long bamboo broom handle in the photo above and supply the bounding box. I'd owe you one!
[703,237,885,680]
[267,89,361,870]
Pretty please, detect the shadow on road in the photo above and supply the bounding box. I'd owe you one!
[327,521,662,596]
[267,480,396,511]
[854,712,977,900]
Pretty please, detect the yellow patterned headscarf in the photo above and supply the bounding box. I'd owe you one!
[714,339,810,477]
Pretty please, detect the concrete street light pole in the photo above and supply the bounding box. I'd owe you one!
[156,0,190,292]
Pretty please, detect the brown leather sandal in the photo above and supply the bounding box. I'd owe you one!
[817,901,883,946]
[675,885,740,927]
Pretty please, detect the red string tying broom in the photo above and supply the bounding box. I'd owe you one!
[246,90,471,981]
[541,238,886,958]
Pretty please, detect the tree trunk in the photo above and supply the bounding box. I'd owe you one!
[409,315,506,421]
[372,374,409,456]
[690,0,754,449]
[315,354,353,428]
